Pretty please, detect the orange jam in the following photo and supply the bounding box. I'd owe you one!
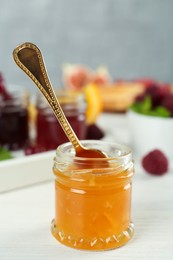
[51,140,134,250]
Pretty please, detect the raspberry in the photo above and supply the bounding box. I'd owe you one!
[160,93,173,117]
[142,149,168,175]
[86,124,104,140]
[24,144,46,155]
[134,78,155,88]
[135,93,146,103]
[145,85,165,107]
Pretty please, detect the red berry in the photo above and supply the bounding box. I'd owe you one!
[86,124,104,140]
[134,78,156,88]
[24,144,46,155]
[144,83,170,107]
[145,85,161,107]
[135,93,146,103]
[160,93,173,117]
[142,149,168,175]
[24,146,36,156]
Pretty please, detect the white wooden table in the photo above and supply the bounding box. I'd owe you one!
[0,114,173,259]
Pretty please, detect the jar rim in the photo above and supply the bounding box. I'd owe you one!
[36,89,86,110]
[0,90,27,109]
[55,140,132,163]
[54,140,133,177]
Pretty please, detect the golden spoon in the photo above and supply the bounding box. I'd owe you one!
[13,42,107,158]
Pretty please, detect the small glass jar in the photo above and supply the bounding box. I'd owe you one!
[36,90,87,151]
[0,91,29,150]
[51,140,134,250]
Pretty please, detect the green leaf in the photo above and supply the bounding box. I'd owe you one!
[150,106,171,118]
[130,96,171,118]
[130,96,152,114]
[142,96,152,112]
[0,147,13,161]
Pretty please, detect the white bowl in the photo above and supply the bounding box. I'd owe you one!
[127,110,173,161]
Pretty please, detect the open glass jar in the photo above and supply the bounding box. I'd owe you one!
[0,91,29,150]
[51,140,134,250]
[36,90,87,151]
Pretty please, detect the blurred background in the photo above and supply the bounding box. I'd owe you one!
[1,0,173,93]
[1,0,173,184]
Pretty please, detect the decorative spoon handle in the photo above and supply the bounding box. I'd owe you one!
[13,42,81,151]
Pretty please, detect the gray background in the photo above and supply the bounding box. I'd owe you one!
[1,0,173,93]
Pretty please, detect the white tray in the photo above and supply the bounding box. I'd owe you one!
[0,113,133,193]
[0,151,55,193]
[0,113,128,193]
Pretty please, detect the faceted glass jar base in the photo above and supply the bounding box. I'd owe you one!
[51,219,134,251]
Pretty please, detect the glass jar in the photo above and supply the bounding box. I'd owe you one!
[36,90,87,151]
[51,140,134,250]
[0,91,29,150]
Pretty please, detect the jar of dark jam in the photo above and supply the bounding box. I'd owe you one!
[0,91,29,150]
[36,90,87,151]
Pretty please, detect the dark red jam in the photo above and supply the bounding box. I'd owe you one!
[36,92,87,151]
[0,92,29,150]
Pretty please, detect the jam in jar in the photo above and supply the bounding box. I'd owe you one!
[0,91,29,150]
[36,90,87,151]
[51,140,134,250]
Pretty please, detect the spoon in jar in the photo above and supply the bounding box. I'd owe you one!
[13,42,107,158]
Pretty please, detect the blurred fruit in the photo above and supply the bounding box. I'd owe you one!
[133,81,173,117]
[160,93,173,117]
[142,149,168,175]
[135,93,146,103]
[27,103,37,125]
[145,84,170,108]
[100,82,144,112]
[24,144,46,156]
[83,83,103,124]
[134,78,156,88]
[92,66,111,85]
[132,94,171,117]
[62,64,92,90]
[86,124,104,140]
[62,64,111,90]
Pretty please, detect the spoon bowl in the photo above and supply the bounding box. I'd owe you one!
[13,42,107,159]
